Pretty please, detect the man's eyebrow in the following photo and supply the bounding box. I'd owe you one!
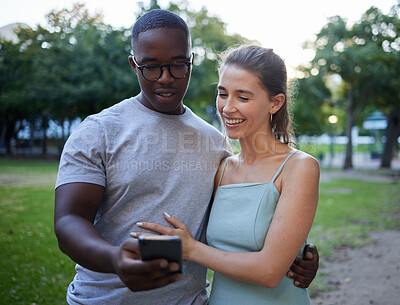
[139,55,190,63]
[172,55,190,60]
[138,57,157,63]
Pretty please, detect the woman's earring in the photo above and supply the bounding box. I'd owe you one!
[270,113,273,123]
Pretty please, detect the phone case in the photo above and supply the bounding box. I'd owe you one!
[138,235,182,273]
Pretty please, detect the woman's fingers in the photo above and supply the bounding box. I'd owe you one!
[136,221,175,235]
[133,213,189,239]
[163,212,187,229]
[129,232,155,238]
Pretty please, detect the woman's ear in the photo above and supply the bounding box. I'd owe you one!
[270,93,285,114]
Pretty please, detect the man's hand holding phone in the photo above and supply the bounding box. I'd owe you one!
[113,237,183,291]
[138,235,183,274]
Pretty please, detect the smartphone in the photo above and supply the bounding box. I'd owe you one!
[138,235,182,273]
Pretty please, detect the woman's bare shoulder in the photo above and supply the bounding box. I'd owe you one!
[286,150,320,178]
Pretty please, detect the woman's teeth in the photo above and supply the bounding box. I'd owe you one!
[226,119,244,124]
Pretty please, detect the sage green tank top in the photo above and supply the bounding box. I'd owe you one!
[206,151,310,305]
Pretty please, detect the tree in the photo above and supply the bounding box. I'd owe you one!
[0,3,138,154]
[292,71,331,137]
[306,3,400,169]
[35,4,137,152]
[0,28,34,154]
[1,0,249,155]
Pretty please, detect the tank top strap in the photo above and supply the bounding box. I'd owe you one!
[271,150,298,183]
[217,158,230,187]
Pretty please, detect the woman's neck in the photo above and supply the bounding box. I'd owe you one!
[238,132,288,165]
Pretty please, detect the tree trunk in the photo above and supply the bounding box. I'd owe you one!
[5,130,12,155]
[344,85,355,169]
[41,117,48,155]
[380,106,400,168]
[29,120,35,149]
[59,117,66,156]
[0,119,6,154]
[5,114,16,155]
[0,117,5,147]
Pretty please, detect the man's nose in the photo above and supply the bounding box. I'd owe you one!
[157,66,174,83]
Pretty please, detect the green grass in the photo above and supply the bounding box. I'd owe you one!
[0,159,75,304]
[312,179,400,254]
[0,160,399,302]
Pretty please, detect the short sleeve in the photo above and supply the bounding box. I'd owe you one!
[55,117,107,189]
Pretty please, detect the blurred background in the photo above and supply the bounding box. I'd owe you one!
[0,1,399,304]
[0,0,399,169]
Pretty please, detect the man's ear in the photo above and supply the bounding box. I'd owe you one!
[128,56,137,73]
[270,93,285,114]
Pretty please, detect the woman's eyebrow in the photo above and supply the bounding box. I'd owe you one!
[237,89,254,95]
[217,85,254,95]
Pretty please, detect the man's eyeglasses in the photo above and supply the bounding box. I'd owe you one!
[131,53,194,82]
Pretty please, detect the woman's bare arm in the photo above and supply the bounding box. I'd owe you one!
[135,153,320,288]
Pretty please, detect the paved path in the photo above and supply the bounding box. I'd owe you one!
[311,231,400,305]
[312,169,400,305]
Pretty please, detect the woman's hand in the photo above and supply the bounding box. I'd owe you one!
[130,213,197,260]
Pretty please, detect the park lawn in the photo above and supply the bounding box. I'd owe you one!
[0,160,399,303]
[0,160,76,304]
[312,178,400,255]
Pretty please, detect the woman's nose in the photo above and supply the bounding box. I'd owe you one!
[223,98,237,114]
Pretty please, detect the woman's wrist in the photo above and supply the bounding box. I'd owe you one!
[185,239,199,261]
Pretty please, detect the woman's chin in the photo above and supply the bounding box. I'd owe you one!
[226,133,242,140]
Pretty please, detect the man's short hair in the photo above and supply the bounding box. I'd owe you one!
[131,9,190,52]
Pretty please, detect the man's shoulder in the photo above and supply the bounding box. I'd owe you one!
[65,98,134,141]
[82,97,135,126]
[93,97,134,118]
[186,109,222,137]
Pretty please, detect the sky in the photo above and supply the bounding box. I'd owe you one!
[0,0,397,75]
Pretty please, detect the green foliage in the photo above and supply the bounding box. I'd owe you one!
[0,32,35,152]
[0,3,139,154]
[32,4,138,119]
[185,4,250,119]
[292,74,331,136]
[299,3,400,168]
[0,1,251,153]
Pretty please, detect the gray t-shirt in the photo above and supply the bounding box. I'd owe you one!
[56,97,228,305]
